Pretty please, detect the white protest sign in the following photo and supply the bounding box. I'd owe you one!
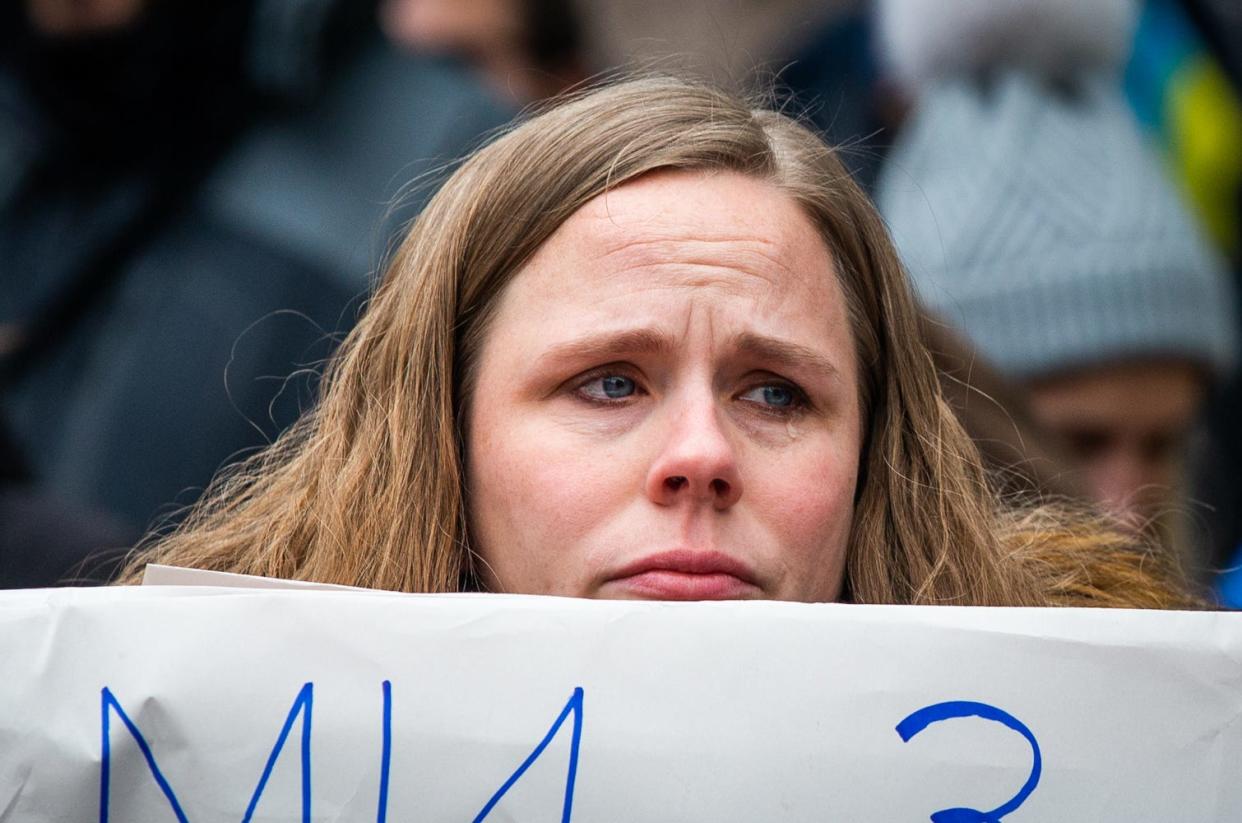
[1,582,1239,821]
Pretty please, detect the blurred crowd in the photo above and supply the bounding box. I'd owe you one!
[2,0,1240,603]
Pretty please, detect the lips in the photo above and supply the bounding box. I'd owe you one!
[604,549,762,600]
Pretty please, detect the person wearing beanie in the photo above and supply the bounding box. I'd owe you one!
[875,0,1238,540]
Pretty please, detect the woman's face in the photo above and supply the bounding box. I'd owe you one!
[467,170,862,601]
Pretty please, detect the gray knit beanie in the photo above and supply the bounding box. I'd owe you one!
[874,0,1238,380]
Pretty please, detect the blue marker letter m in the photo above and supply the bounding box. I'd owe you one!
[99,683,314,823]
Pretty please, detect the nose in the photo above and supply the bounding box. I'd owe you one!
[1088,448,1158,528]
[644,390,743,510]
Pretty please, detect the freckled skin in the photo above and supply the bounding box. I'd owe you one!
[466,170,863,601]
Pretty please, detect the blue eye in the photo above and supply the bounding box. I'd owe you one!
[740,383,801,410]
[582,374,637,400]
[601,375,635,398]
[761,385,795,407]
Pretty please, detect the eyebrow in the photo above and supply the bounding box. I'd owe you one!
[732,332,842,382]
[536,328,841,381]
[536,329,673,368]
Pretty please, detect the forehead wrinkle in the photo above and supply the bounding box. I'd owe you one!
[593,234,800,292]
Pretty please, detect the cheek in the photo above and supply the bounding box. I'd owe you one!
[468,411,638,583]
[763,443,856,539]
[508,445,624,531]
[743,423,860,591]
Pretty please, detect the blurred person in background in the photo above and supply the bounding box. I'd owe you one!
[874,0,1238,582]
[0,0,506,586]
[570,0,859,92]
[381,0,587,103]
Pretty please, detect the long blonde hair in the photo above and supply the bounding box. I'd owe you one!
[118,77,1196,608]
